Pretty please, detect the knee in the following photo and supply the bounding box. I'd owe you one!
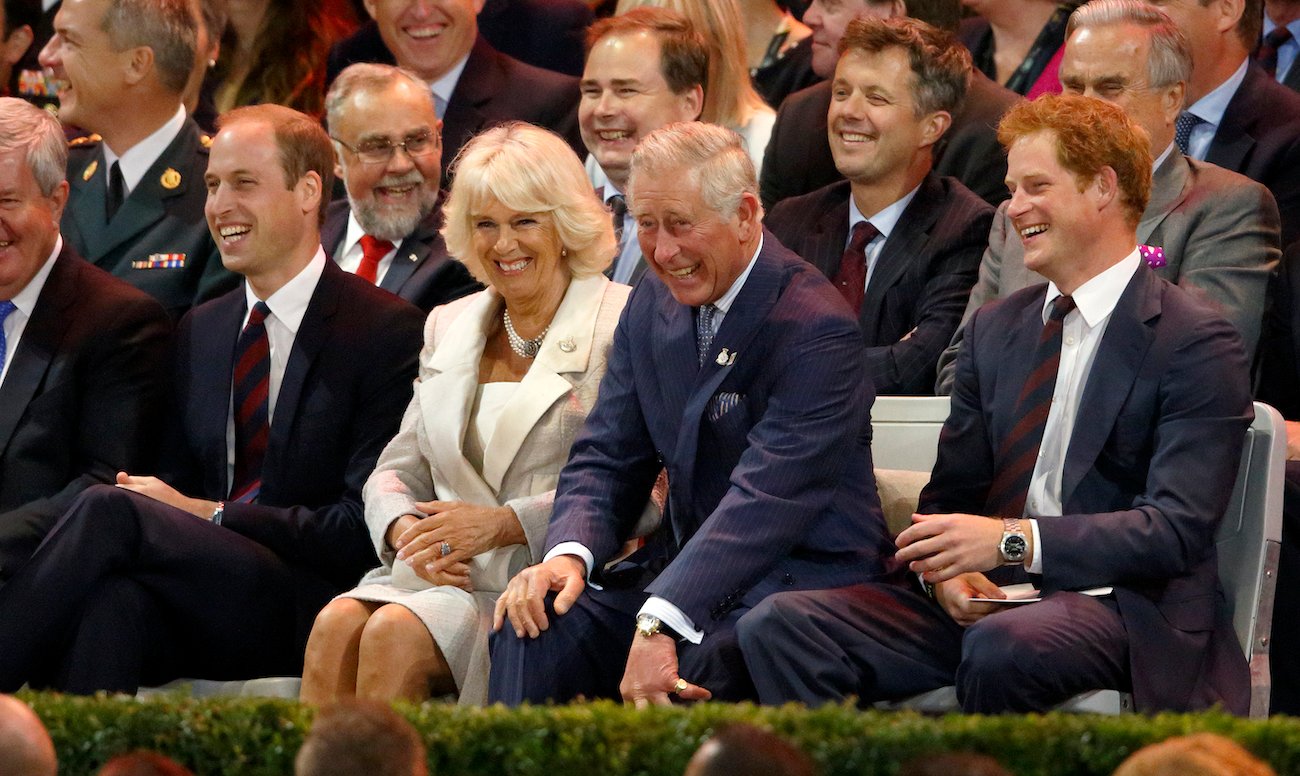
[359,604,432,661]
[960,615,1039,681]
[737,594,803,654]
[307,599,373,650]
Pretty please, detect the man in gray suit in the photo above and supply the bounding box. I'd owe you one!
[580,8,705,286]
[936,0,1279,393]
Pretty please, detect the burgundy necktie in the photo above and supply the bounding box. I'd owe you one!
[230,302,271,503]
[1259,26,1293,77]
[357,235,394,285]
[832,221,879,314]
[985,295,1076,518]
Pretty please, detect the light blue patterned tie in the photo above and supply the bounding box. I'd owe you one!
[696,303,717,367]
[1174,112,1204,156]
[0,300,17,378]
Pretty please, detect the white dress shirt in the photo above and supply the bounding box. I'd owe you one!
[224,250,327,483]
[0,237,62,387]
[1024,249,1142,573]
[1181,59,1248,162]
[337,211,400,286]
[545,239,765,644]
[846,184,920,292]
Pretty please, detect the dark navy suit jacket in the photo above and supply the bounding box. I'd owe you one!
[321,198,482,314]
[0,245,171,577]
[1207,64,1300,246]
[162,261,424,629]
[767,175,991,395]
[924,265,1253,712]
[544,231,896,633]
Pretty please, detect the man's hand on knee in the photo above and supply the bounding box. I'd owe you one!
[493,555,587,638]
[619,632,711,708]
[934,572,1004,627]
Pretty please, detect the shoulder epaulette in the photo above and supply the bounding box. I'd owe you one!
[68,133,102,147]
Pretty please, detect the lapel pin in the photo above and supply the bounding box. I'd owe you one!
[160,168,181,189]
[558,336,576,353]
[408,253,418,262]
[82,160,98,181]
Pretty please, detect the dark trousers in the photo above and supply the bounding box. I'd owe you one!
[0,484,307,694]
[488,585,756,705]
[1269,461,1300,714]
[738,580,1130,713]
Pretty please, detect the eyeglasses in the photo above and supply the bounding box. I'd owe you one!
[332,129,438,165]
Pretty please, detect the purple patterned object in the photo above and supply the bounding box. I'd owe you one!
[1139,244,1166,269]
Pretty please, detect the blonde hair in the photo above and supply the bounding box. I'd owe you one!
[442,122,616,280]
[615,0,768,130]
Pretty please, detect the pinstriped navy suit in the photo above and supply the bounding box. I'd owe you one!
[766,175,993,395]
[488,231,896,704]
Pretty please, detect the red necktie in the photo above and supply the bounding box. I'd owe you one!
[832,221,879,314]
[985,295,1077,518]
[1259,26,1293,77]
[357,235,394,285]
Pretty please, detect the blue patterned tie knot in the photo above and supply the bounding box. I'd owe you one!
[696,303,717,367]
[1174,112,1204,156]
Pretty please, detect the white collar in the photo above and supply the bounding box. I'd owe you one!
[1185,58,1249,128]
[1152,142,1175,172]
[1043,248,1141,328]
[429,51,472,108]
[711,236,763,316]
[243,249,327,334]
[102,105,187,194]
[9,236,62,314]
[848,182,923,239]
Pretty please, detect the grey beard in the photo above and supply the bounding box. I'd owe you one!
[351,187,439,243]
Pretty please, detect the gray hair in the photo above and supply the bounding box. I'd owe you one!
[628,121,757,218]
[324,62,435,135]
[102,0,199,94]
[0,97,67,196]
[442,122,616,281]
[1067,0,1192,90]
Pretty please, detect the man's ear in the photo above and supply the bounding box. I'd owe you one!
[123,45,155,86]
[1090,165,1119,213]
[918,110,952,150]
[2,25,33,67]
[734,190,762,241]
[297,170,323,216]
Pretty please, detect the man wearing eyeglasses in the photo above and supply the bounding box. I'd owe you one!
[322,63,480,313]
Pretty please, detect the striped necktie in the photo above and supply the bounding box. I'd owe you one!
[0,301,16,379]
[230,301,271,502]
[985,295,1076,518]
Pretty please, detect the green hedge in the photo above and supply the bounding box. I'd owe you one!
[21,692,1300,776]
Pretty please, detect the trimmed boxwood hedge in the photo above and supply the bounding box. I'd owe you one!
[21,692,1300,776]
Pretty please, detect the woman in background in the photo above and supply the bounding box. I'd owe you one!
[960,0,1081,98]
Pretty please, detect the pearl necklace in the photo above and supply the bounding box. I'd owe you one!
[503,310,548,358]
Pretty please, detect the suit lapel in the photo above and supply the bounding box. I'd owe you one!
[1137,151,1191,246]
[1059,269,1160,505]
[0,249,77,457]
[1205,69,1259,173]
[261,262,338,489]
[75,122,202,264]
[440,37,498,177]
[482,275,607,489]
[860,175,941,339]
[320,201,350,259]
[422,289,499,505]
[384,207,443,294]
[199,288,245,496]
[805,185,851,278]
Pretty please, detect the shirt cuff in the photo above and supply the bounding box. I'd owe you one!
[544,542,602,590]
[638,596,704,644]
[1026,518,1042,574]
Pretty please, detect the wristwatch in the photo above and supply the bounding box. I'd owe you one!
[635,613,681,641]
[998,517,1027,565]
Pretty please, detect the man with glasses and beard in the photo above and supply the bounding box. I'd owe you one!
[322,63,480,313]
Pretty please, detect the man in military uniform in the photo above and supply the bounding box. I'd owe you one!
[39,0,234,318]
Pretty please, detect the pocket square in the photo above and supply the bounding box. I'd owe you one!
[708,391,744,422]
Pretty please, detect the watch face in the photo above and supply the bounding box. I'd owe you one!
[1002,534,1027,561]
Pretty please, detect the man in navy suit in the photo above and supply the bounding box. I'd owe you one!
[0,104,425,694]
[766,16,992,395]
[487,122,896,706]
[322,63,480,314]
[325,0,582,188]
[1151,0,1300,244]
[0,97,171,580]
[740,95,1253,713]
